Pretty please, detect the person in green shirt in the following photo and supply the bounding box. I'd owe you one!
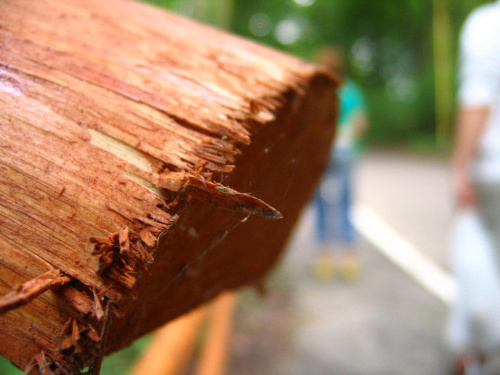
[314,47,368,281]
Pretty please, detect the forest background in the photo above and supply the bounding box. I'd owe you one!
[145,0,493,151]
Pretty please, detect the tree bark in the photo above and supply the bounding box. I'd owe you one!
[0,0,339,373]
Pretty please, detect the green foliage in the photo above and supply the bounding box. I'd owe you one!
[0,356,23,374]
[100,335,152,375]
[0,336,151,375]
[141,0,494,147]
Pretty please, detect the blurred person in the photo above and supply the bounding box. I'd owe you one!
[314,47,368,282]
[450,1,500,374]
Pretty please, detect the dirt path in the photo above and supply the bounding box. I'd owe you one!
[229,151,454,375]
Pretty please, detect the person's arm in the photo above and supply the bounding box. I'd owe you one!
[346,82,368,140]
[452,7,498,207]
[451,106,489,207]
[352,112,368,138]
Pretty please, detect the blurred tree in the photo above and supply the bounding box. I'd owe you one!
[433,0,454,144]
[231,0,436,146]
[142,0,494,147]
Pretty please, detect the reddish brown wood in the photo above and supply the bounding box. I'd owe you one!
[0,0,339,373]
[0,269,71,314]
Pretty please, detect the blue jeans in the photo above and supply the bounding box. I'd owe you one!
[315,148,355,245]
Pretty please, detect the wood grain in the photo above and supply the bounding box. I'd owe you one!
[0,0,339,373]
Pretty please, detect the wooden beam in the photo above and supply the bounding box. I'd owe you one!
[195,292,237,375]
[0,0,339,372]
[131,306,207,375]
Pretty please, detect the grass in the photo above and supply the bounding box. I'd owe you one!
[0,335,151,375]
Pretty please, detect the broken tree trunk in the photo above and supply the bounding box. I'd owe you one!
[0,0,339,373]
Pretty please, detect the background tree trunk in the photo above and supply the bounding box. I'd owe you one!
[432,0,454,144]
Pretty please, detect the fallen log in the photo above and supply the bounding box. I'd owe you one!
[0,0,339,373]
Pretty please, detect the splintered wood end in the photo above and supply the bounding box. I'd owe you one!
[158,172,283,220]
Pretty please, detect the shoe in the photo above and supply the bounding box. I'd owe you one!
[340,253,360,282]
[314,255,335,282]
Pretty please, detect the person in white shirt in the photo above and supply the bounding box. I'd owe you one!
[451,2,500,374]
[453,1,500,210]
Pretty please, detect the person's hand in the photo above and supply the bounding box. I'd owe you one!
[452,165,478,207]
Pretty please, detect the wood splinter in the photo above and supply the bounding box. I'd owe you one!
[0,269,71,314]
[156,172,283,220]
[25,350,59,375]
